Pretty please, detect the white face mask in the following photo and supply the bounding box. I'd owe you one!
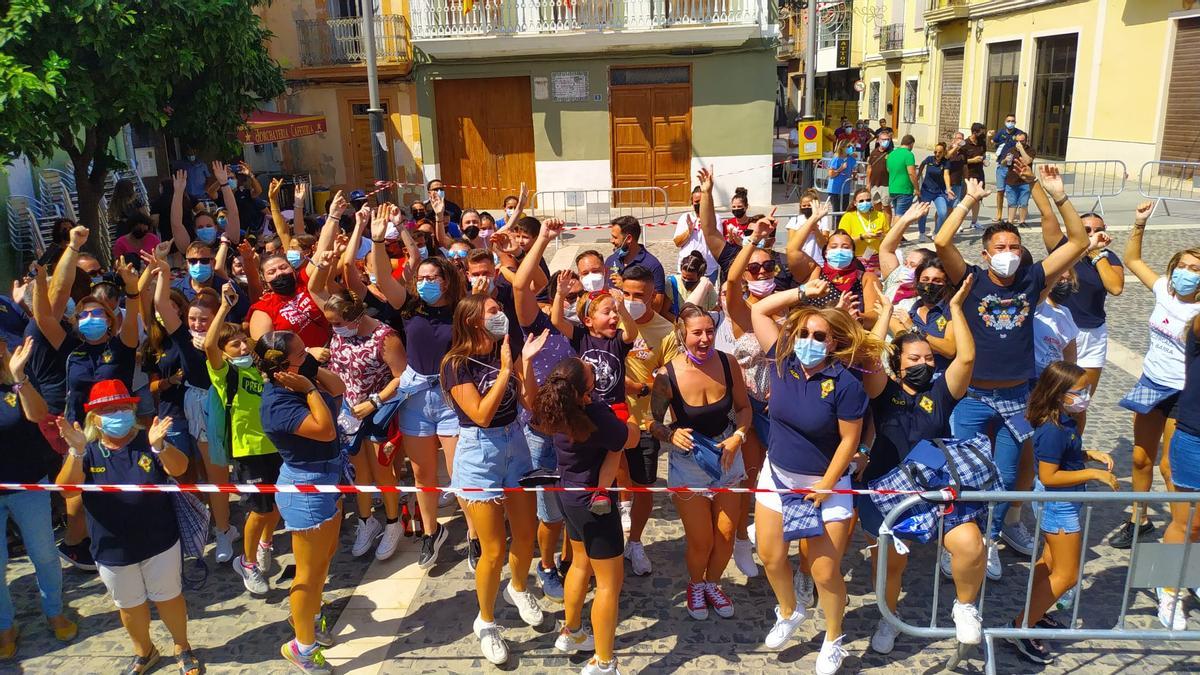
[747,278,777,297]
[563,302,580,324]
[191,330,207,349]
[580,272,605,292]
[987,251,1021,278]
[899,266,916,285]
[624,299,647,320]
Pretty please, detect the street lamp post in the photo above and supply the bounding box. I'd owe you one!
[361,0,390,203]
[801,0,817,190]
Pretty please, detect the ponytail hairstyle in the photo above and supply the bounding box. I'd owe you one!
[440,294,494,395]
[254,330,299,382]
[533,357,597,443]
[1027,361,1086,428]
[732,186,749,207]
[326,289,366,323]
[673,302,714,348]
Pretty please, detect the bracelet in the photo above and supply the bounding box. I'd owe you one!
[150,444,164,455]
[369,393,384,409]
[68,246,80,253]
[858,443,872,457]
[305,387,319,395]
[68,448,85,459]
[371,238,386,244]
[125,289,140,297]
[732,429,747,442]
[1054,195,1069,206]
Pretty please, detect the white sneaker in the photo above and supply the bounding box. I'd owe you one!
[952,600,982,645]
[794,568,815,609]
[472,614,508,665]
[214,526,239,564]
[815,635,848,675]
[580,657,621,675]
[256,542,273,573]
[624,540,652,576]
[985,540,1002,581]
[233,555,269,595]
[733,538,758,578]
[555,624,595,653]
[375,521,403,561]
[764,605,807,649]
[351,517,383,557]
[870,618,900,654]
[1001,520,1036,556]
[619,501,632,532]
[504,582,545,627]
[1157,588,1189,631]
[939,549,954,579]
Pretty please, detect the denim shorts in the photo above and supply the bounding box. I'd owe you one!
[276,458,344,532]
[1004,182,1032,208]
[451,422,533,503]
[525,425,562,523]
[1034,483,1083,534]
[666,427,746,495]
[1170,428,1200,490]
[396,383,460,437]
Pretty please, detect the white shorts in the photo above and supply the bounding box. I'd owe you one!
[97,541,183,608]
[1075,323,1108,369]
[184,386,208,443]
[755,459,854,522]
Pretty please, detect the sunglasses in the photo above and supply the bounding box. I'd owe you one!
[187,257,212,265]
[797,328,828,342]
[564,290,585,303]
[77,309,106,320]
[448,250,468,259]
[746,260,778,275]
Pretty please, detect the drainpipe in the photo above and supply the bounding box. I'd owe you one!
[362,0,390,202]
[801,0,817,190]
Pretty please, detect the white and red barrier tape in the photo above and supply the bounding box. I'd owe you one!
[0,483,956,498]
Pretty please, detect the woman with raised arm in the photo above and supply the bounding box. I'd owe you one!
[878,201,935,311]
[1109,201,1200,551]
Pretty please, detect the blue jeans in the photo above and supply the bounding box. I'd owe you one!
[950,389,1029,539]
[952,183,966,206]
[892,193,914,218]
[525,425,562,524]
[917,195,949,238]
[0,486,63,629]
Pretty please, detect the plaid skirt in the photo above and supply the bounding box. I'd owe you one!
[1118,374,1180,415]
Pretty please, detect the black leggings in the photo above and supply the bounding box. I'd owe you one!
[562,501,624,560]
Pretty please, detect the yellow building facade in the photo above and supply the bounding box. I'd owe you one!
[857,0,1200,166]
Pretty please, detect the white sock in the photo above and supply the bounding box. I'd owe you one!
[295,639,316,655]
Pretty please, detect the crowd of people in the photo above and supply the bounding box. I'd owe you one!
[0,124,1197,675]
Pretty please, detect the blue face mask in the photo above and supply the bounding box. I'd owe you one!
[793,337,827,368]
[65,297,76,318]
[856,200,872,213]
[418,246,429,260]
[230,355,254,369]
[286,250,304,269]
[196,226,217,244]
[881,140,892,148]
[227,178,238,190]
[217,216,228,228]
[827,248,855,269]
[1172,268,1200,296]
[188,263,213,283]
[417,279,442,304]
[98,409,136,438]
[845,148,855,156]
[1005,121,1016,130]
[78,316,108,341]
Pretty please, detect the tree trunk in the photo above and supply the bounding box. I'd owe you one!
[69,138,112,268]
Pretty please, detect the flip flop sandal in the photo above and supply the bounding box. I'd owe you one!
[0,624,20,660]
[176,648,204,675]
[122,645,161,675]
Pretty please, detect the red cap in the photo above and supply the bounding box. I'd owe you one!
[84,379,140,412]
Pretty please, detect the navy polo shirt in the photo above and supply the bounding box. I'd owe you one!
[1033,416,1084,492]
[402,302,454,376]
[992,127,1024,159]
[909,301,952,373]
[25,321,79,416]
[82,431,179,566]
[65,339,137,424]
[865,378,958,482]
[603,246,666,294]
[962,263,1045,381]
[260,383,342,469]
[0,382,57,493]
[1055,236,1121,330]
[766,347,868,475]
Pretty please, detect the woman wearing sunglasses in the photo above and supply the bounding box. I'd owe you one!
[749,283,886,674]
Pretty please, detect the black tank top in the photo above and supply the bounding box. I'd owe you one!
[667,351,734,438]
[1177,328,1200,437]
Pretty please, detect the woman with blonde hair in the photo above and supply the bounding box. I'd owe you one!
[749,281,887,674]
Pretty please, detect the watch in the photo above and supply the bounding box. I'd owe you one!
[857,443,872,457]
[638,383,651,398]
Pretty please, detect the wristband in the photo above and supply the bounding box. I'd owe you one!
[1054,195,1069,207]
[857,443,872,457]
[369,393,384,409]
[150,444,164,455]
[371,238,386,244]
[68,448,85,459]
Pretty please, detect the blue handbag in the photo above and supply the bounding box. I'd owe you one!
[687,432,726,483]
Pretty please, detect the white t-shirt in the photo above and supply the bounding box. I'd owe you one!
[785,213,835,267]
[673,211,718,275]
[1143,277,1200,389]
[1033,300,1079,376]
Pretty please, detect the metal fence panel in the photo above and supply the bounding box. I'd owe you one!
[1138,160,1200,216]
[530,186,670,226]
[1050,159,1126,215]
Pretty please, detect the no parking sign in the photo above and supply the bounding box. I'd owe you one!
[796,121,823,160]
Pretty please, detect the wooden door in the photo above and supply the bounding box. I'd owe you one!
[938,49,965,143]
[1161,18,1200,164]
[610,84,692,206]
[347,100,391,191]
[889,73,901,132]
[434,77,536,208]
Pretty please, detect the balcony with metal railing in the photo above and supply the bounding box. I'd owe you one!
[295,15,412,71]
[879,22,904,56]
[924,0,970,24]
[411,0,768,58]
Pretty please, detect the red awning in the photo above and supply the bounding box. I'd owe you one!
[238,110,328,145]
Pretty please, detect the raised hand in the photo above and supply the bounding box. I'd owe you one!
[273,370,315,394]
[328,190,348,220]
[813,199,832,220]
[1134,200,1153,225]
[556,269,577,298]
[899,201,931,224]
[116,260,139,290]
[431,192,445,217]
[490,230,519,255]
[69,225,89,250]
[268,178,283,204]
[541,217,565,241]
[148,416,173,450]
[370,203,390,241]
[172,170,188,194]
[697,166,714,193]
[950,273,974,308]
[964,177,990,202]
[802,278,830,299]
[220,282,239,308]
[8,335,34,380]
[499,334,513,372]
[154,238,173,261]
[1089,230,1113,252]
[294,182,308,206]
[608,287,625,304]
[57,418,88,452]
[212,161,230,186]
[1039,165,1066,200]
[355,205,371,230]
[522,328,551,361]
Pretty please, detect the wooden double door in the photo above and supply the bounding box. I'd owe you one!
[610,83,692,205]
[434,76,537,207]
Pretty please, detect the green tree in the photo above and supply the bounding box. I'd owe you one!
[0,0,285,262]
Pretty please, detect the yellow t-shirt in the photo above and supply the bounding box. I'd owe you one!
[838,210,889,257]
[624,313,679,429]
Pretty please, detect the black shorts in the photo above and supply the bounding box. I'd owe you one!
[624,431,660,486]
[562,501,624,561]
[233,453,283,514]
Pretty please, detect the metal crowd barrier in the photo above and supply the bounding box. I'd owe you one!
[1052,159,1127,215]
[876,490,1200,675]
[1138,160,1200,217]
[812,156,866,201]
[529,186,670,248]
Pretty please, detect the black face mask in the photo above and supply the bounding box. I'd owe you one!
[412,211,427,221]
[915,282,944,306]
[901,362,934,391]
[682,278,700,291]
[269,272,297,296]
[464,225,480,240]
[1049,281,1073,304]
[132,225,148,237]
[800,207,813,218]
[298,353,320,381]
[693,203,701,215]
[731,208,747,219]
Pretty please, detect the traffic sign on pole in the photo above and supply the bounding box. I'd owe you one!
[796,121,823,160]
